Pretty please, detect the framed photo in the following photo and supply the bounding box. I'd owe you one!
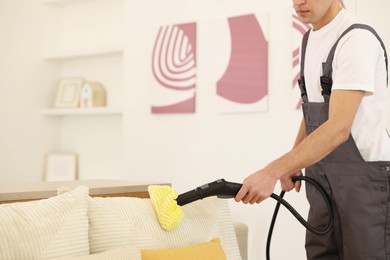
[45,153,78,182]
[55,78,84,108]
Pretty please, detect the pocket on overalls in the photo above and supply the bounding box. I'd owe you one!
[326,162,388,258]
[305,170,333,228]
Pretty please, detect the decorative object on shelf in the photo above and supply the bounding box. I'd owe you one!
[80,81,107,108]
[44,153,78,182]
[55,78,85,108]
[151,22,197,114]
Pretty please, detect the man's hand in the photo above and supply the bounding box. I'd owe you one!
[280,171,302,192]
[234,169,278,204]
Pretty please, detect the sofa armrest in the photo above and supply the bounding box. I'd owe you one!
[233,222,248,260]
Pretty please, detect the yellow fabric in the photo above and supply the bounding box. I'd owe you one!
[141,238,226,260]
[147,185,184,231]
[51,246,141,260]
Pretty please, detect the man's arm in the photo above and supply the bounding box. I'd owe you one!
[293,118,307,148]
[235,89,365,204]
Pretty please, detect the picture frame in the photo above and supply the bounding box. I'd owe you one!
[55,78,84,108]
[44,153,78,182]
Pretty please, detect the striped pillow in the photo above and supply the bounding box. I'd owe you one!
[88,196,242,260]
[0,186,90,259]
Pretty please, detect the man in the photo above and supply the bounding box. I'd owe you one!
[235,0,390,259]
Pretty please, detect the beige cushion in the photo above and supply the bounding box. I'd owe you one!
[88,196,242,260]
[233,222,248,260]
[0,186,90,259]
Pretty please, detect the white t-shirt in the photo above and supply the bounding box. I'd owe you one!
[304,9,390,161]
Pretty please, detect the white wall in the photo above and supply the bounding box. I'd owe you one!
[0,0,60,182]
[0,0,389,259]
[122,0,390,259]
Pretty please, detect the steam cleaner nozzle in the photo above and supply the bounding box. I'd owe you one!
[147,179,242,231]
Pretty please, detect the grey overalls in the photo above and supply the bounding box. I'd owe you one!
[299,24,390,260]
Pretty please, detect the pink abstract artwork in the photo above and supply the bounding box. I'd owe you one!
[291,0,356,109]
[216,14,269,113]
[151,22,196,113]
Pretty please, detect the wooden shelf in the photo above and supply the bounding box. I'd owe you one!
[42,107,123,116]
[42,0,97,6]
[43,46,123,61]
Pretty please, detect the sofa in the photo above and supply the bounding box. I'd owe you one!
[0,185,248,260]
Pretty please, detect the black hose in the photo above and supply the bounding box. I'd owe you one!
[266,175,333,260]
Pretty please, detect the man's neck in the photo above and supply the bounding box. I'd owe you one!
[312,3,342,31]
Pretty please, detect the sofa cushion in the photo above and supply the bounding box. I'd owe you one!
[88,196,242,260]
[141,238,226,260]
[53,238,224,260]
[0,186,90,259]
[52,246,141,260]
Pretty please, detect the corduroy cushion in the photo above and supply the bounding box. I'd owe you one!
[88,196,242,260]
[53,239,224,260]
[141,238,226,260]
[0,186,90,259]
[52,246,142,260]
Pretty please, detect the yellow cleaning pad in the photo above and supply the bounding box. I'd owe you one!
[148,185,184,231]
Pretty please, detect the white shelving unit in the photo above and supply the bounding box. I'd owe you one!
[42,107,123,116]
[42,0,125,179]
[42,0,96,6]
[43,46,123,61]
[42,0,124,115]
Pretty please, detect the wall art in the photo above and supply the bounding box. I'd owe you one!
[151,22,197,113]
[215,13,269,113]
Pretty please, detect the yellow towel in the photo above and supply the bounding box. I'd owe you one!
[148,185,184,231]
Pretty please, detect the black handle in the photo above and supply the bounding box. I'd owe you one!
[217,181,242,198]
[176,179,242,206]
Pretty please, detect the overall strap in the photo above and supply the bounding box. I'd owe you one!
[298,29,311,103]
[321,24,389,102]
